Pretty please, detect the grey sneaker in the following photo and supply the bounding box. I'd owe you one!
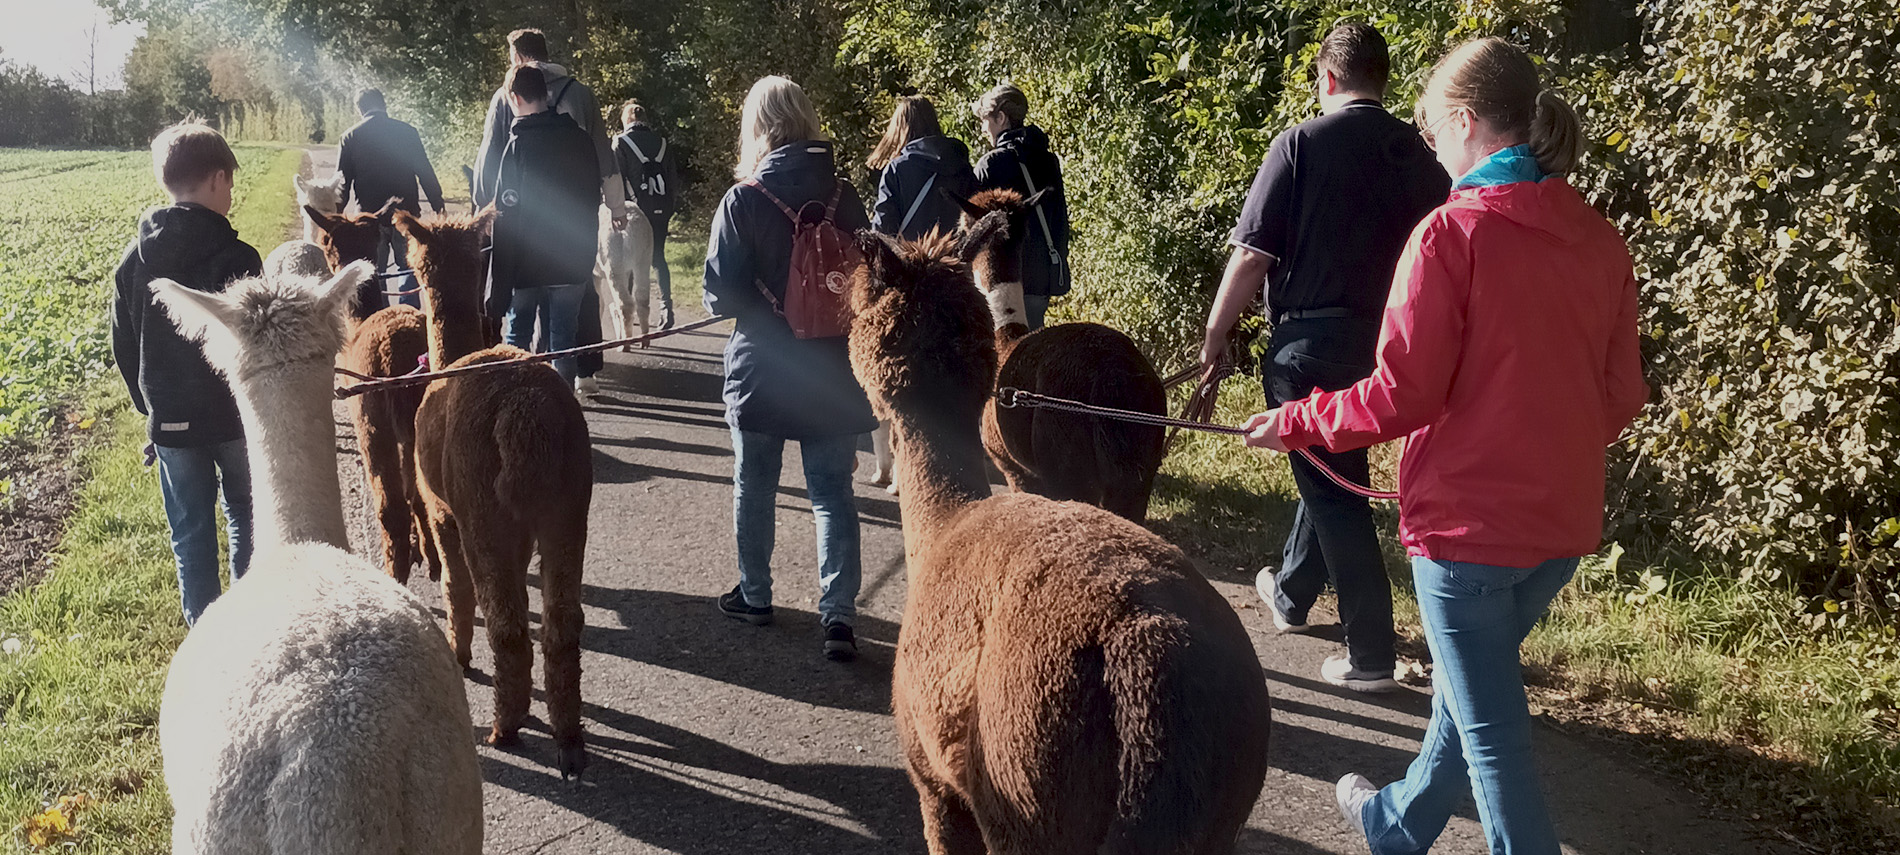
[1254,567,1310,633]
[1322,655,1400,693]
[1335,773,1378,838]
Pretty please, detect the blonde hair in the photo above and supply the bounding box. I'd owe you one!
[150,120,239,192]
[735,76,824,179]
[621,100,646,127]
[866,96,943,170]
[1422,38,1583,175]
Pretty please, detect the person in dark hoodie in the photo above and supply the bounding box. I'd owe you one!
[867,96,976,240]
[488,64,621,385]
[111,121,262,626]
[336,87,443,316]
[703,75,875,663]
[473,27,626,395]
[614,100,683,330]
[971,83,1070,329]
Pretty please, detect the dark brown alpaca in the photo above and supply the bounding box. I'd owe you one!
[847,232,1271,854]
[392,209,595,779]
[951,190,1167,522]
[307,202,436,583]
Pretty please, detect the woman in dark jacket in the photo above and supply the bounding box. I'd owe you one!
[868,96,977,240]
[972,83,1071,329]
[702,75,875,662]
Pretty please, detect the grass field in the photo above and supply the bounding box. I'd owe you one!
[0,144,300,853]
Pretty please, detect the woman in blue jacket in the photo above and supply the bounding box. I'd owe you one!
[868,96,977,240]
[702,75,875,662]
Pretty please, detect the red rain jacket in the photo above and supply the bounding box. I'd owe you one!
[1277,178,1649,567]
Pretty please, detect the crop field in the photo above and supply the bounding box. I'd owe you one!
[0,145,300,443]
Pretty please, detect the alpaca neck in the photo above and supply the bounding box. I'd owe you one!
[888,404,992,558]
[230,361,349,550]
[976,267,1031,344]
[426,304,485,367]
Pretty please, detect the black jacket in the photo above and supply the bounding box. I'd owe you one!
[473,62,617,207]
[337,111,445,215]
[111,204,261,447]
[613,123,681,219]
[974,124,1072,297]
[488,111,603,308]
[872,135,977,239]
[702,141,876,440]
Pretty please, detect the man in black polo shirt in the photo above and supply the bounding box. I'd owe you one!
[1201,22,1449,692]
[337,88,444,315]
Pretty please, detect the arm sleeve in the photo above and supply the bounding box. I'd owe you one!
[1047,155,1070,251]
[1278,216,1469,452]
[336,133,357,211]
[839,181,873,233]
[701,189,767,322]
[1601,265,1649,444]
[409,126,445,211]
[1229,131,1297,262]
[472,90,508,208]
[871,166,901,235]
[110,245,147,415]
[973,150,1004,190]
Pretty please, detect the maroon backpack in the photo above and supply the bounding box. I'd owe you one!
[744,179,861,339]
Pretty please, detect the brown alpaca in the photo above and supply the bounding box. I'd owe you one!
[307,202,437,584]
[847,232,1271,854]
[950,189,1167,522]
[392,209,595,779]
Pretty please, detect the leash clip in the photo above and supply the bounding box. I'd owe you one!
[997,387,1024,408]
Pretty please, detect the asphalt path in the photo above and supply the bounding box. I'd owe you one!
[306,148,1788,854]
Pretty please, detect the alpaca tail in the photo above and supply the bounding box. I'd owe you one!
[1102,606,1270,853]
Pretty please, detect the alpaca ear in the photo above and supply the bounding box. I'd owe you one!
[149,278,240,347]
[304,205,339,232]
[473,205,499,236]
[293,174,311,194]
[956,210,1011,264]
[325,172,346,191]
[391,208,430,242]
[855,230,903,285]
[1022,187,1052,209]
[318,260,373,317]
[372,198,401,222]
[942,187,987,224]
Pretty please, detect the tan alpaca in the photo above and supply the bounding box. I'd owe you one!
[393,209,595,779]
[846,232,1271,854]
[951,190,1168,522]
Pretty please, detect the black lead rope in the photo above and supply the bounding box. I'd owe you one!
[995,386,1399,501]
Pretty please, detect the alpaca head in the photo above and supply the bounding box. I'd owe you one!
[946,188,1049,332]
[847,231,998,424]
[293,172,345,218]
[392,207,497,339]
[305,199,399,272]
[149,261,372,382]
[263,240,331,280]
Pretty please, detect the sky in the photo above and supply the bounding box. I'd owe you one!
[0,0,145,91]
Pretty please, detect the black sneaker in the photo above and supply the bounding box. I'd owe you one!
[823,622,857,662]
[658,304,676,331]
[718,585,773,625]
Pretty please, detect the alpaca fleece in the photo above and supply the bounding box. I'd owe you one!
[397,210,595,778]
[294,172,345,244]
[955,190,1168,522]
[847,233,1271,854]
[343,305,436,583]
[150,261,481,854]
[594,204,654,346]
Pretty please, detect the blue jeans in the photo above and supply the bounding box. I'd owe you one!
[730,428,861,626]
[155,440,253,626]
[1362,556,1579,855]
[503,283,585,383]
[1024,294,1050,330]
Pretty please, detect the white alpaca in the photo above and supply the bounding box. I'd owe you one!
[263,240,330,281]
[294,173,346,243]
[151,260,482,855]
[595,206,654,349]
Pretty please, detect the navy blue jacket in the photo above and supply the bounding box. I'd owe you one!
[872,135,977,239]
[974,124,1071,297]
[703,141,876,440]
[488,110,601,307]
[111,204,261,447]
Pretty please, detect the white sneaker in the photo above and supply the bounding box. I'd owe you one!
[1335,773,1378,838]
[1321,655,1400,693]
[575,376,599,398]
[1253,567,1309,633]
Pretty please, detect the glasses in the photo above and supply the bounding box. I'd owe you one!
[1415,107,1463,151]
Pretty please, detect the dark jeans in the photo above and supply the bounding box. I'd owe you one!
[578,284,604,378]
[648,212,673,307]
[155,440,252,626]
[1264,317,1395,673]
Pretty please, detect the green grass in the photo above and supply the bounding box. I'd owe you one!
[662,219,707,311]
[0,144,300,853]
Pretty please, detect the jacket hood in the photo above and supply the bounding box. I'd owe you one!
[528,61,571,85]
[996,124,1050,153]
[897,135,971,174]
[136,204,239,276]
[755,139,838,179]
[1453,178,1603,247]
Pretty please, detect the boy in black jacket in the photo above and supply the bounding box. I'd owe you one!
[111,121,263,626]
[488,64,618,386]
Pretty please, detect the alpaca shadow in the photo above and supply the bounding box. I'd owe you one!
[587,397,734,431]
[597,360,725,405]
[576,585,900,716]
[591,447,656,485]
[1233,828,1341,855]
[479,709,925,855]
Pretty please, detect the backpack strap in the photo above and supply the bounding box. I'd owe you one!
[622,133,651,164]
[550,78,577,113]
[742,178,799,222]
[898,173,937,235]
[823,182,843,221]
[1017,163,1062,265]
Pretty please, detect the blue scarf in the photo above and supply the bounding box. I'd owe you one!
[1452,144,1547,190]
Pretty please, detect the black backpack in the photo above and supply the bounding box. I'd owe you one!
[617,132,674,217]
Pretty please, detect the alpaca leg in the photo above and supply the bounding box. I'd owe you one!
[536,523,589,778]
[433,512,476,668]
[869,421,893,487]
[914,779,986,855]
[357,402,412,583]
[464,525,536,745]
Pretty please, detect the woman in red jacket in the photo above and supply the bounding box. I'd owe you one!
[1245,38,1648,854]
